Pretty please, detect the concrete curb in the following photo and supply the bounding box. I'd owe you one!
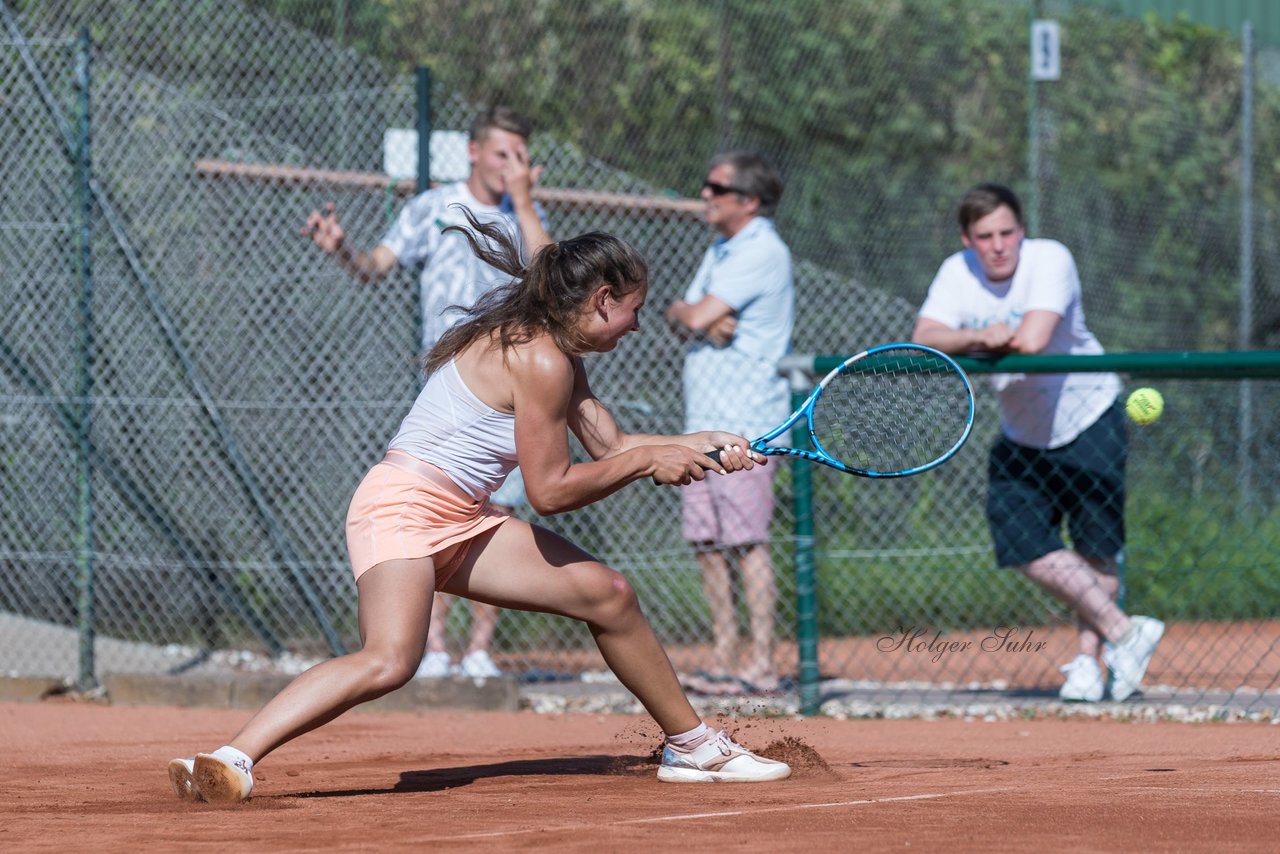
[0,672,519,713]
[0,676,65,702]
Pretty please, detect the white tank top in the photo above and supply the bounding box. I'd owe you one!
[388,360,517,500]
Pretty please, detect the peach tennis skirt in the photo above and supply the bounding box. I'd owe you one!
[345,450,509,588]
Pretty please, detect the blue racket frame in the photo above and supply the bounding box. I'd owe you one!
[746,343,975,478]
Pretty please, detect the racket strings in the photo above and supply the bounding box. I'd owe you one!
[811,348,972,475]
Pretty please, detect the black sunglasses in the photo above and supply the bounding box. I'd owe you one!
[702,179,748,197]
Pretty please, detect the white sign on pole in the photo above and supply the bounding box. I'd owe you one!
[1031,19,1061,81]
[382,129,471,182]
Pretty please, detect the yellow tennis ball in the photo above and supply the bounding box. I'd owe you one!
[1126,387,1164,425]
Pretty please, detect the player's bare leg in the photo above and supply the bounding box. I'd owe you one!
[695,548,739,678]
[422,512,511,677]
[458,503,518,673]
[1075,557,1120,656]
[465,601,501,655]
[449,519,701,735]
[450,519,789,782]
[1021,548,1131,642]
[425,592,454,656]
[738,542,779,690]
[174,557,437,802]
[229,558,436,761]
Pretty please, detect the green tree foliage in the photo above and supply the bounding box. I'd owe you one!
[251,0,1280,349]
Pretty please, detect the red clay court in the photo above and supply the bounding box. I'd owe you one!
[3,699,1276,851]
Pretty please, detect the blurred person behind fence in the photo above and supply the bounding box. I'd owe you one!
[665,151,794,695]
[912,182,1162,703]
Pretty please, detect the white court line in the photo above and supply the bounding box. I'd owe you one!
[1098,782,1280,795]
[615,791,966,825]
[431,786,1015,842]
[1097,771,1280,790]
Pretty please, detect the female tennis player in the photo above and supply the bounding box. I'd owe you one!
[168,213,790,802]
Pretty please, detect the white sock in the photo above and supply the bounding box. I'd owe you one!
[665,722,711,749]
[211,745,254,779]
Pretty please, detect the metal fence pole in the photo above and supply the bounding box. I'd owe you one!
[716,0,733,150]
[334,0,349,165]
[416,65,431,194]
[1026,0,1040,237]
[789,365,820,716]
[1239,21,1255,511]
[74,26,96,691]
[414,65,431,375]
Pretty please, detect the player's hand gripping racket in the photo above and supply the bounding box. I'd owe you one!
[709,343,975,477]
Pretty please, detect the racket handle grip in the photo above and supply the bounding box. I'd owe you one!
[705,449,722,465]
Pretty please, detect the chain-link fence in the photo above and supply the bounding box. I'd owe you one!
[799,361,1280,715]
[2,0,1277,715]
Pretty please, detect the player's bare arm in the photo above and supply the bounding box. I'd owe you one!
[301,202,397,282]
[665,294,734,341]
[504,341,710,513]
[503,143,552,257]
[1006,309,1061,354]
[912,316,1014,355]
[705,314,738,346]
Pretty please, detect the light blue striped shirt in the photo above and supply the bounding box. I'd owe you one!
[681,216,795,439]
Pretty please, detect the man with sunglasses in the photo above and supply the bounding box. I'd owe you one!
[665,151,794,695]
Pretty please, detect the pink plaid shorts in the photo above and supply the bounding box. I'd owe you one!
[680,462,777,548]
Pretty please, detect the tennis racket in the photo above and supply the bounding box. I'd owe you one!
[709,343,975,478]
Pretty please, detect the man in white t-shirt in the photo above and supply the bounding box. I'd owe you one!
[913,183,1162,703]
[666,151,794,695]
[303,107,551,680]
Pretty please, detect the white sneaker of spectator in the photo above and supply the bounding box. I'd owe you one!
[458,650,502,679]
[415,650,453,679]
[1104,616,1165,701]
[1058,654,1104,702]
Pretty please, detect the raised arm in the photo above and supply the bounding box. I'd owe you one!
[502,144,552,259]
[301,202,398,283]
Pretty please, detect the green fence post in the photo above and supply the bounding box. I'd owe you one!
[790,366,820,716]
[1026,0,1040,237]
[74,27,97,692]
[1238,21,1255,511]
[416,65,431,193]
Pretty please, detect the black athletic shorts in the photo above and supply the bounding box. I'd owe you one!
[986,404,1126,567]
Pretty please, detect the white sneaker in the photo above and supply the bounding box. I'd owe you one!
[193,752,254,803]
[1104,616,1165,702]
[1058,654,1104,702]
[458,650,502,679]
[656,730,792,783]
[415,651,453,679]
[167,757,201,802]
